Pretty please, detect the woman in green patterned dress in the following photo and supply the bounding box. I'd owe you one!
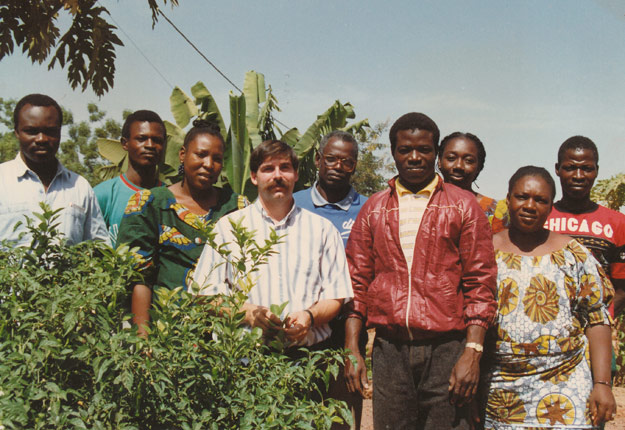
[483,166,616,429]
[117,120,245,337]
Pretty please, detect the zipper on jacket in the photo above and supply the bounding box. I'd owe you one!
[405,274,413,340]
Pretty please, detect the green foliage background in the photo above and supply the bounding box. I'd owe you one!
[0,207,349,429]
[590,174,625,386]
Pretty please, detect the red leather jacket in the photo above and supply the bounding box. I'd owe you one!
[345,176,497,340]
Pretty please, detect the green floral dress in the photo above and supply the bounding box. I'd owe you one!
[117,185,246,291]
[484,240,613,430]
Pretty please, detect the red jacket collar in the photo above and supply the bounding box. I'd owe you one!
[387,174,443,195]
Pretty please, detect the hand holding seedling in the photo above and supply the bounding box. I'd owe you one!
[242,303,283,336]
[284,310,313,343]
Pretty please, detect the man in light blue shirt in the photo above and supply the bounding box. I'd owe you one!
[0,94,109,247]
[294,130,367,247]
[293,130,367,429]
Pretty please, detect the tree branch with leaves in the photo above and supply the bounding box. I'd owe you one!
[0,0,179,96]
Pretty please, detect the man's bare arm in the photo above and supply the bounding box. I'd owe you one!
[344,316,370,397]
[449,324,486,406]
[131,284,152,338]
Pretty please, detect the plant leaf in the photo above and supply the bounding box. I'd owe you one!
[170,86,198,128]
[191,81,227,139]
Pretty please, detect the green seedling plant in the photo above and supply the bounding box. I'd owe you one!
[0,205,350,429]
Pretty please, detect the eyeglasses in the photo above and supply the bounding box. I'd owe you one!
[320,154,356,172]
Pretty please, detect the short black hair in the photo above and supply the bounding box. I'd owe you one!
[318,130,359,159]
[121,110,166,141]
[508,165,556,200]
[183,118,224,149]
[250,140,299,173]
[439,131,487,177]
[557,135,599,164]
[389,112,440,154]
[14,94,63,130]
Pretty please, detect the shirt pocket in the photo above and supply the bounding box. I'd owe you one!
[61,203,86,244]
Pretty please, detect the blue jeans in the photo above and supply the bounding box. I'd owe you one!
[372,334,469,430]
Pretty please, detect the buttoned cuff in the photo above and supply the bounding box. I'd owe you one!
[466,319,491,330]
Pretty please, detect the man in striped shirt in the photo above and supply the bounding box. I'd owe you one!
[191,139,353,348]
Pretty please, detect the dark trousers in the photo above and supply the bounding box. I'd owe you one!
[372,334,469,430]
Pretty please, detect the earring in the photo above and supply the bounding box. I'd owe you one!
[178,162,184,176]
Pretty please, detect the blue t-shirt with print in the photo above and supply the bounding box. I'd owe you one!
[294,184,367,247]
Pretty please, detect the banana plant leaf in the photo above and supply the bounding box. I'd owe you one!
[280,128,301,148]
[170,86,198,128]
[97,138,126,164]
[243,71,266,149]
[190,81,227,139]
[224,92,251,195]
[95,138,128,181]
[164,120,185,170]
[259,86,282,141]
[161,73,370,201]
[95,155,127,181]
[159,164,179,185]
[341,118,370,142]
[292,101,356,158]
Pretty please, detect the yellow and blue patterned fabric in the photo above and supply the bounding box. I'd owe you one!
[94,174,164,246]
[484,240,613,429]
[116,185,244,291]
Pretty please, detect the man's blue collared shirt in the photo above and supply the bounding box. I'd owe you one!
[294,182,367,247]
[0,154,110,247]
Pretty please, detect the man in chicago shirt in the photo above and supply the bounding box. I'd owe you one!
[547,136,625,318]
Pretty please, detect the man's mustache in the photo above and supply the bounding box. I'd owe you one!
[269,179,286,188]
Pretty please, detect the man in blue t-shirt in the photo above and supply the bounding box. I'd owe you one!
[293,130,367,429]
[294,130,367,247]
[94,110,166,246]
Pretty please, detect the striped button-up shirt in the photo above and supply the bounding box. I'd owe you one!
[191,200,353,346]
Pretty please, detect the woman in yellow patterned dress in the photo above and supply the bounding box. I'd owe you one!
[483,166,616,429]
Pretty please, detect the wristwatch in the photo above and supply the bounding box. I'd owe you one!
[465,342,484,353]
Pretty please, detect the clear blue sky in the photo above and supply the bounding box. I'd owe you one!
[1,0,624,200]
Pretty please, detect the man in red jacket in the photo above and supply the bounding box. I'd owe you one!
[344,112,497,430]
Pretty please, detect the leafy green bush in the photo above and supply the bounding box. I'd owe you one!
[0,206,349,429]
